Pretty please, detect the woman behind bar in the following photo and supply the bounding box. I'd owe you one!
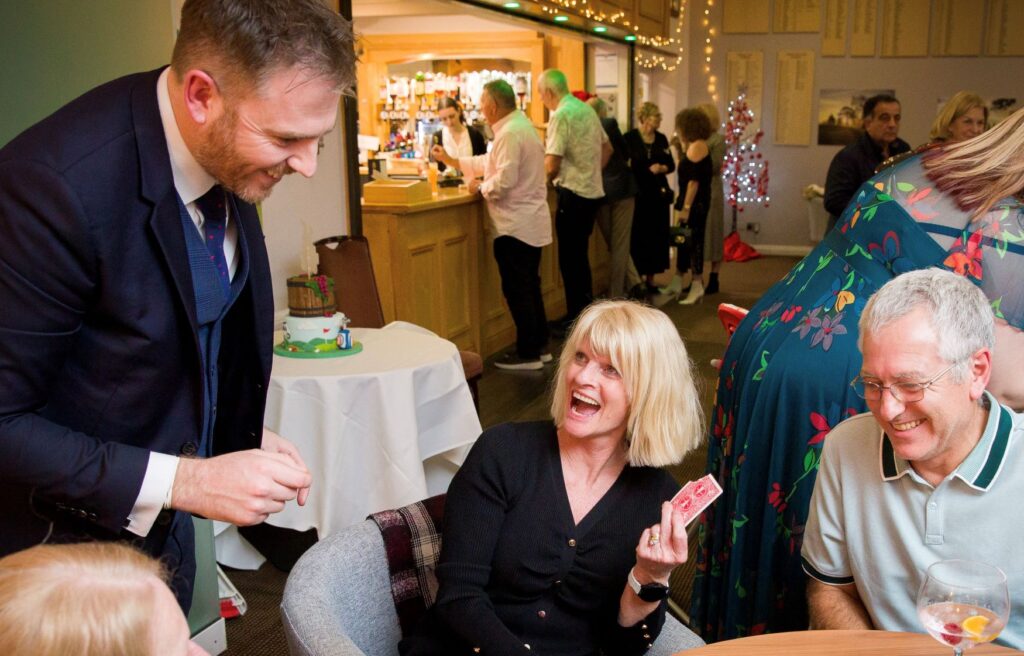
[434,97,486,174]
[690,107,1024,642]
[400,300,705,656]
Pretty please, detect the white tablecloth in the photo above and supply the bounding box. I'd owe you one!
[215,323,482,567]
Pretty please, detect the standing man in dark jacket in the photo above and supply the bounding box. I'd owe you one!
[588,97,641,299]
[824,94,910,232]
[0,0,355,610]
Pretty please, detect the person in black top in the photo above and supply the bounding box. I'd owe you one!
[625,103,676,296]
[434,97,487,174]
[673,108,713,306]
[824,94,911,233]
[400,300,706,656]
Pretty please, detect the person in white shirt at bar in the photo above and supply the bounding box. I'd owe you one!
[434,80,552,371]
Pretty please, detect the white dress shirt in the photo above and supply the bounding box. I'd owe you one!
[441,125,475,162]
[458,109,552,248]
[126,67,241,536]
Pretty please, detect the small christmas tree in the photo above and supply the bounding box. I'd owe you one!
[723,91,770,232]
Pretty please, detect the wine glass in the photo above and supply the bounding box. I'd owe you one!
[917,559,1009,655]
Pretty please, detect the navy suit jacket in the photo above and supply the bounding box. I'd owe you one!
[0,68,272,585]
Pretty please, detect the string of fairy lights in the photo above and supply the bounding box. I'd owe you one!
[504,0,721,78]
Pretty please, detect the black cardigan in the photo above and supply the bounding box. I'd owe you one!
[400,421,679,656]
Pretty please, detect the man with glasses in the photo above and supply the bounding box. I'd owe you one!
[0,0,354,610]
[799,269,1024,648]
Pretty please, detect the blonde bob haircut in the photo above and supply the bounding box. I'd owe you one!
[0,542,168,655]
[929,91,987,141]
[550,300,704,467]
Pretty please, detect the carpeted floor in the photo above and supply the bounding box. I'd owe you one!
[222,253,799,654]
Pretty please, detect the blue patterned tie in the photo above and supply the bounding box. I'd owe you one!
[194,185,231,297]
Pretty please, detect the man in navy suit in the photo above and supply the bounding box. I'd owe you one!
[0,0,355,610]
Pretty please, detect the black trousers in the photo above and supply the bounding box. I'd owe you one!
[555,187,602,320]
[676,201,708,276]
[493,236,548,358]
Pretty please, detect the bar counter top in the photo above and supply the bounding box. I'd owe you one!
[361,185,479,215]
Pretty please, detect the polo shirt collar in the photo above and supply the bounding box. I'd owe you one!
[879,392,1011,490]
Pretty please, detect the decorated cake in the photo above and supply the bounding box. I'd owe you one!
[276,274,357,357]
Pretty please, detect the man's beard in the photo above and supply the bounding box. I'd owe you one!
[193,109,289,204]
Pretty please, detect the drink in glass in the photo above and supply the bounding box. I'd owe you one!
[916,559,1009,655]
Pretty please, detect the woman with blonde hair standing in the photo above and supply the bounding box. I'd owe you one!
[625,103,676,296]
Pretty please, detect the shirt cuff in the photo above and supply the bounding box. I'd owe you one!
[124,453,180,537]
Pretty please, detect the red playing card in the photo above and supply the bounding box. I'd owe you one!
[671,474,723,526]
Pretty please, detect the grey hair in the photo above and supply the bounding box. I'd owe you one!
[538,69,569,95]
[858,268,994,381]
[483,80,516,111]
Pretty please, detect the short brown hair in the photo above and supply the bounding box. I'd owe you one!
[171,0,356,98]
[675,108,712,142]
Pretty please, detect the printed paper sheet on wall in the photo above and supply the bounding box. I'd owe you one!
[851,0,878,56]
[986,0,1024,56]
[880,0,930,56]
[931,0,983,55]
[822,0,848,55]
[726,51,765,134]
[774,50,814,146]
[774,0,822,33]
[723,0,770,33]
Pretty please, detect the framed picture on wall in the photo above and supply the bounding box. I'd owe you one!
[817,88,895,145]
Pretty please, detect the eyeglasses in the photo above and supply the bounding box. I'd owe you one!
[851,362,960,403]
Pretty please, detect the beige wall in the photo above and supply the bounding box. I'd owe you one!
[685,3,1024,251]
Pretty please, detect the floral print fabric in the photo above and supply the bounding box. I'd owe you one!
[689,154,1024,641]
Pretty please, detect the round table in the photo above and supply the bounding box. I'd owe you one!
[215,323,482,568]
[675,630,1019,655]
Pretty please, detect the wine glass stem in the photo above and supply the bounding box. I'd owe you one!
[953,648,963,656]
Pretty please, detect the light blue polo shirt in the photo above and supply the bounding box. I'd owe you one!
[801,392,1024,649]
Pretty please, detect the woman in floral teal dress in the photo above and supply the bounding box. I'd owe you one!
[689,108,1024,641]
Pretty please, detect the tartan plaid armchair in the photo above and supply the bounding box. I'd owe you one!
[280,494,704,655]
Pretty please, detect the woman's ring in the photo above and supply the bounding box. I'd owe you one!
[648,533,660,547]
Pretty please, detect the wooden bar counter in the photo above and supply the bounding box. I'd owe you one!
[361,186,608,358]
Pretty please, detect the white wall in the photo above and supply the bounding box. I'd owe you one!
[687,2,1024,250]
[261,124,349,315]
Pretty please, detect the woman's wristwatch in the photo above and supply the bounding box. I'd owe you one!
[628,567,671,602]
